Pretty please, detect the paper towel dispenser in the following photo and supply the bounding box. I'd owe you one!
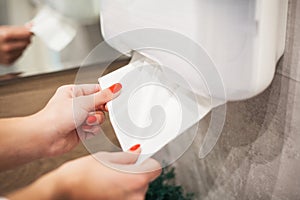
[45,0,100,24]
[99,0,288,101]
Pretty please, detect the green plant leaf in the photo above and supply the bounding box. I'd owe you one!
[146,165,194,200]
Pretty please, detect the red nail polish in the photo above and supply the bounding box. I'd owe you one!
[129,144,141,151]
[109,83,122,94]
[87,116,97,124]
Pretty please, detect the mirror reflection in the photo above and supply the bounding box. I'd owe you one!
[0,0,109,80]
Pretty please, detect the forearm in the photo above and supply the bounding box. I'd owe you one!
[7,170,67,200]
[0,113,50,171]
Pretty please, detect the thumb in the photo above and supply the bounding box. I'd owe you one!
[112,156,162,179]
[98,144,141,165]
[78,83,122,111]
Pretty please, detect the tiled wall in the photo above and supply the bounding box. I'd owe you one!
[174,0,300,199]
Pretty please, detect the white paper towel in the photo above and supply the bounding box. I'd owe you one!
[99,56,213,164]
[30,6,76,51]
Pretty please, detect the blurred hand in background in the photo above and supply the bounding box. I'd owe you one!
[0,25,33,65]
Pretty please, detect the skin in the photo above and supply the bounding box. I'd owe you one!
[0,84,161,199]
[7,149,161,200]
[0,26,32,65]
[0,84,108,171]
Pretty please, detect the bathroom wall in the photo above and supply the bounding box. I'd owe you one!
[174,0,300,199]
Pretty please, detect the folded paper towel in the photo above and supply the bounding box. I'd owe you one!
[99,56,213,164]
[30,6,76,51]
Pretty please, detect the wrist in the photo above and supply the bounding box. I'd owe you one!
[35,170,70,200]
[0,115,52,171]
[28,110,58,158]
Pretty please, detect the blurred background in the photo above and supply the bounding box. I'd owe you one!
[0,0,108,77]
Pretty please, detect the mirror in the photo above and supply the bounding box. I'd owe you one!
[0,0,117,81]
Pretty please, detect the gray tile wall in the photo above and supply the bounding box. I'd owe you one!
[174,1,300,199]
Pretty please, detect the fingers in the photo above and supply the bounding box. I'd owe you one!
[56,84,100,97]
[81,125,101,134]
[82,111,105,134]
[111,157,162,182]
[104,103,109,112]
[79,83,122,111]
[94,83,122,106]
[98,145,161,178]
[137,159,162,181]
[137,158,162,174]
[100,145,142,165]
[95,148,161,189]
[0,50,24,65]
[98,104,108,112]
[0,26,32,42]
[0,26,32,65]
[1,40,31,53]
[77,127,99,140]
[73,84,101,97]
[116,158,162,181]
[86,111,106,125]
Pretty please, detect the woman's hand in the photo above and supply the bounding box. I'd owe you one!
[8,147,162,200]
[0,83,122,171]
[37,83,122,157]
[0,26,32,65]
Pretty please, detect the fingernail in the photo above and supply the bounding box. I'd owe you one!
[129,144,141,151]
[109,83,122,94]
[87,116,97,124]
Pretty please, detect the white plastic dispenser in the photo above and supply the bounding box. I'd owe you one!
[97,0,289,162]
[45,0,100,24]
[99,0,288,101]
